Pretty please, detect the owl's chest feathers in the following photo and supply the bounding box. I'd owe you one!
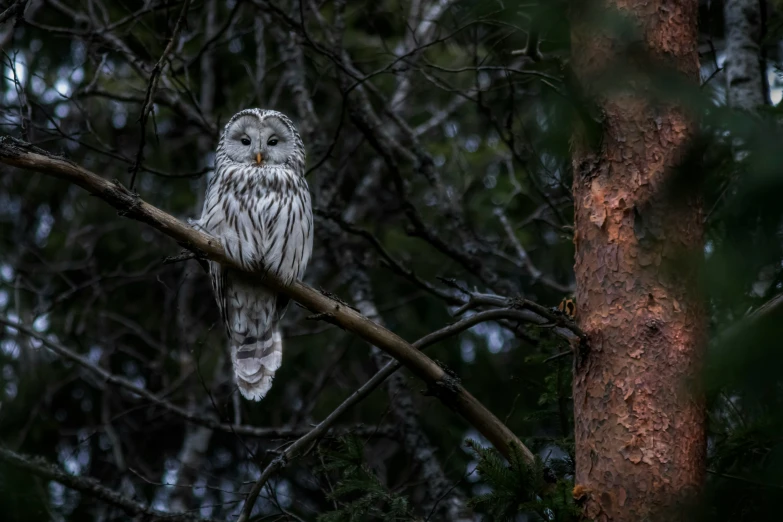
[214,168,306,218]
[205,166,312,276]
[218,166,300,200]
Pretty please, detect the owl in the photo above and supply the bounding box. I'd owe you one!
[196,109,313,401]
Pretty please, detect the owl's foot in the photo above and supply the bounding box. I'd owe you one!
[187,217,205,231]
[163,248,207,262]
[163,248,209,274]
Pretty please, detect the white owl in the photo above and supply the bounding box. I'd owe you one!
[197,109,313,401]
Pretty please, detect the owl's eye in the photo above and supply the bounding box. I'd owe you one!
[268,138,278,146]
[240,138,251,146]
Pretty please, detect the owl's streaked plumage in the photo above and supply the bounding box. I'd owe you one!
[197,108,313,401]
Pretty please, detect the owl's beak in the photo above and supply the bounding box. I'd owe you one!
[255,152,263,165]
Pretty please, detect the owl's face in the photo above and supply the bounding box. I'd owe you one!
[221,111,300,169]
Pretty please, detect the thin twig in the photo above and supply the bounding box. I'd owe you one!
[0,317,396,441]
[0,445,219,522]
[129,0,191,190]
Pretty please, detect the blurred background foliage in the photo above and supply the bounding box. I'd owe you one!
[0,0,781,520]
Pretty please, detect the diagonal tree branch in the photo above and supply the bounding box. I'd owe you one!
[347,263,475,521]
[235,307,537,522]
[0,136,531,465]
[0,445,220,522]
[0,316,395,441]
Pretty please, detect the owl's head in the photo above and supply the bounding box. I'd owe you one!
[219,109,305,172]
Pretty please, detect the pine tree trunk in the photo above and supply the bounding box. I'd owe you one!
[569,2,706,520]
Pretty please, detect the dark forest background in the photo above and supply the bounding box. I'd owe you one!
[1,0,782,520]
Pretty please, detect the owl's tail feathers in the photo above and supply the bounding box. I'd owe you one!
[231,325,283,401]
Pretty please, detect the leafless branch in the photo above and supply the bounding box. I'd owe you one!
[129,0,192,190]
[0,136,528,464]
[0,445,221,522]
[0,316,395,441]
[236,307,539,521]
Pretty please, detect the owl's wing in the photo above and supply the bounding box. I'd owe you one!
[274,181,312,322]
[272,183,312,323]
[209,261,231,334]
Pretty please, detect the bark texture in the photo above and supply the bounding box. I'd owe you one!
[724,0,765,110]
[570,2,706,521]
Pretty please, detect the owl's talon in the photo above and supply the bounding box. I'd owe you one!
[163,248,208,266]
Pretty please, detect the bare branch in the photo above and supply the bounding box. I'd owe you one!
[0,445,220,522]
[347,265,475,521]
[496,209,573,294]
[129,0,192,190]
[0,0,28,26]
[0,136,528,464]
[236,307,538,522]
[0,316,394,441]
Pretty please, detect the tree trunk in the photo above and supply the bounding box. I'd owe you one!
[724,0,766,110]
[569,2,706,520]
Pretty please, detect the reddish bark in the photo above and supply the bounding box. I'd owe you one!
[569,2,706,520]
